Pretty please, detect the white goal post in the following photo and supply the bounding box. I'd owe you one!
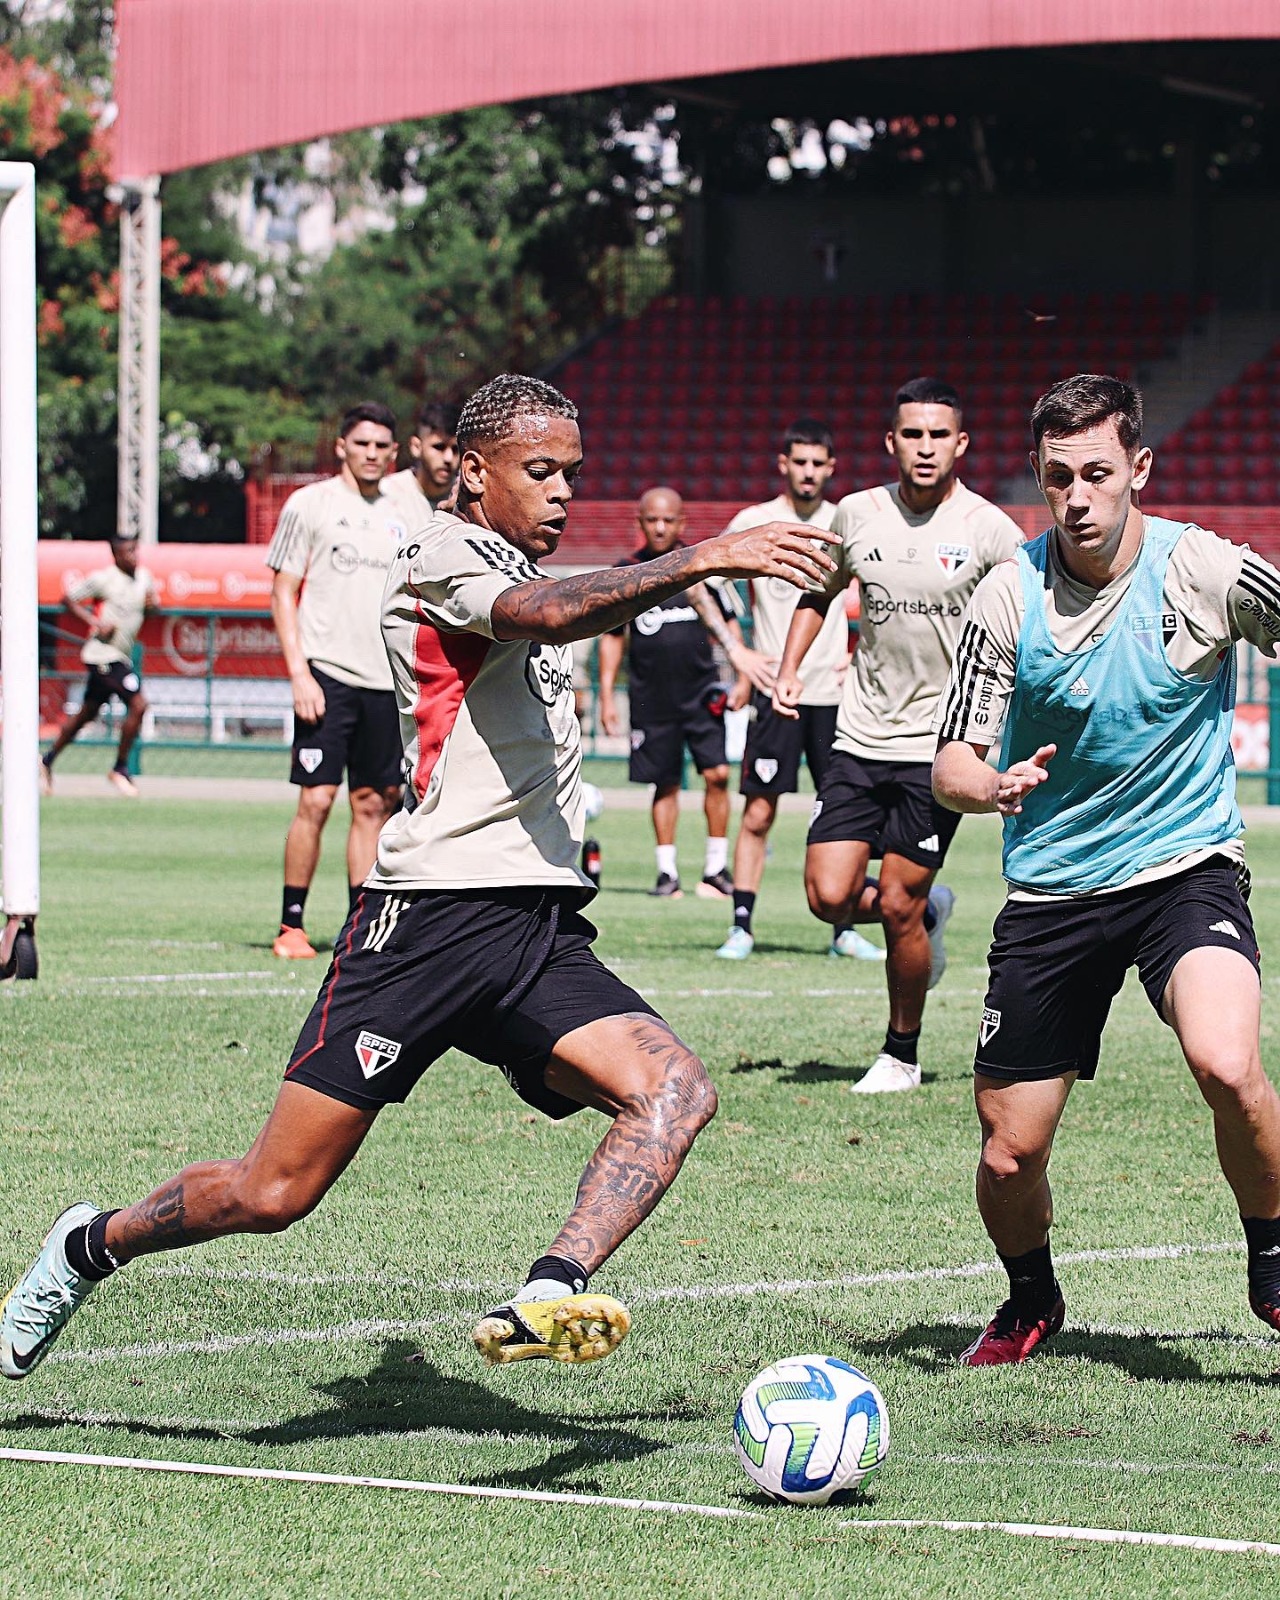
[0,161,40,977]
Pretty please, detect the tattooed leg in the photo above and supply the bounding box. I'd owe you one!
[104,1082,377,1263]
[541,1013,718,1275]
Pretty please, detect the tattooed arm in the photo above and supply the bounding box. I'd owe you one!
[689,581,776,695]
[489,522,837,644]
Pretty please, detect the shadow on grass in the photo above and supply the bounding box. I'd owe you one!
[830,1319,1280,1386]
[731,1057,942,1087]
[1,1340,674,1493]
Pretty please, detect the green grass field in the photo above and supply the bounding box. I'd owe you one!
[5,792,1280,1597]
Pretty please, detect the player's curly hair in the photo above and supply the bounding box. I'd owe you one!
[456,374,578,452]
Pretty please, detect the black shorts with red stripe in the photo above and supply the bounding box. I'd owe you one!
[284,886,659,1118]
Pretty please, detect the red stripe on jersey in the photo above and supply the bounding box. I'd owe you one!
[410,609,491,798]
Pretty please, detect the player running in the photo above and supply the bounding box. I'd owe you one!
[776,378,1023,1093]
[935,372,1280,1365]
[1,374,836,1380]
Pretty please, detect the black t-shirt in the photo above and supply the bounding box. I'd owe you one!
[613,546,731,723]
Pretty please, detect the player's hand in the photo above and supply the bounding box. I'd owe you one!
[729,644,777,695]
[727,673,752,712]
[993,744,1056,815]
[771,668,804,721]
[599,696,621,738]
[291,670,326,724]
[703,522,838,589]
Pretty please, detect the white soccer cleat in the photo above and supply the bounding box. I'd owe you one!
[926,884,955,990]
[829,929,885,961]
[850,1052,921,1095]
[1,1202,103,1378]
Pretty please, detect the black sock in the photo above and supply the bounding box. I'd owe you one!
[1242,1215,1280,1302]
[834,923,852,940]
[65,1209,122,1282]
[923,902,937,933]
[882,1026,920,1066]
[732,890,756,933]
[42,751,53,770]
[999,1243,1059,1313]
[524,1253,589,1295]
[281,885,309,930]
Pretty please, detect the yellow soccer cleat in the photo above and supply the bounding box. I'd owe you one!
[472,1292,631,1366]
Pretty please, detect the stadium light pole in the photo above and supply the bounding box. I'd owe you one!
[0,161,39,979]
[116,177,161,546]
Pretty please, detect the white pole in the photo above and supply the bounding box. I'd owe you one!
[116,177,160,545]
[0,161,39,976]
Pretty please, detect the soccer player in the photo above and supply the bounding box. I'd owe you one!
[714,420,881,963]
[267,402,407,959]
[776,377,1023,1093]
[40,535,157,797]
[0,373,837,1379]
[381,400,460,524]
[598,486,774,900]
[934,372,1280,1365]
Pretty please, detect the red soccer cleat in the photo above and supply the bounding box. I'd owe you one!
[961,1293,1066,1367]
[1249,1292,1280,1334]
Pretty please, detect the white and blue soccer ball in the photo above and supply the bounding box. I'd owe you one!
[582,781,605,822]
[733,1354,889,1505]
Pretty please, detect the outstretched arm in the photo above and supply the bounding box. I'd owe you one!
[489,523,836,644]
[933,737,1056,816]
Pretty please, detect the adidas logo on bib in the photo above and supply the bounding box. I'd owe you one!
[1068,677,1090,697]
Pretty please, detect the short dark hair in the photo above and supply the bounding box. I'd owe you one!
[892,376,962,424]
[416,400,461,438]
[338,401,397,439]
[457,373,578,453]
[1030,373,1143,454]
[781,418,835,455]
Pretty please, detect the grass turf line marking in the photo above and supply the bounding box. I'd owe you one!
[81,971,297,985]
[841,1518,1280,1558]
[0,1448,761,1521]
[137,1239,1243,1302]
[44,1315,453,1367]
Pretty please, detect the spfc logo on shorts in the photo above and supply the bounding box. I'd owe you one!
[355,1029,402,1079]
[630,728,646,750]
[754,757,779,784]
[979,1007,1002,1046]
[298,748,323,773]
[936,543,971,575]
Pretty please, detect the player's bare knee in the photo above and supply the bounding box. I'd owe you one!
[979,1132,1048,1188]
[298,788,335,826]
[1191,1050,1267,1110]
[878,883,926,935]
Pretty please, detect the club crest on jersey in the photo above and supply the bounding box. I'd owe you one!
[298,748,324,773]
[979,1007,1002,1046]
[1131,612,1178,651]
[355,1030,402,1079]
[936,543,970,575]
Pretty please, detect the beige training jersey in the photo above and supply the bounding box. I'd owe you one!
[369,512,592,897]
[724,495,847,705]
[934,520,1280,895]
[380,468,446,534]
[67,563,157,668]
[266,476,409,692]
[824,481,1024,762]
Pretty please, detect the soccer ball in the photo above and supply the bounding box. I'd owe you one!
[582,781,605,822]
[732,1354,889,1505]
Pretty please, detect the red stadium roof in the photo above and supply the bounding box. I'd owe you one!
[114,0,1280,177]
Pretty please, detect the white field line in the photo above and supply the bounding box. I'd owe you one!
[77,987,306,1000]
[11,1402,1280,1484]
[44,1315,452,1368]
[0,1448,761,1520]
[841,1518,1280,1559]
[80,971,297,985]
[139,1239,1244,1303]
[644,987,986,1000]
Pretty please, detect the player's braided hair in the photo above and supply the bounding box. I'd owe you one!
[456,373,578,452]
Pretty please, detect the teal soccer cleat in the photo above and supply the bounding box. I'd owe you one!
[829,928,885,961]
[715,927,754,961]
[1,1202,102,1378]
[926,884,955,989]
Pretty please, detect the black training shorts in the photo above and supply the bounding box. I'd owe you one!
[740,696,837,797]
[285,886,660,1118]
[82,660,143,710]
[628,706,727,787]
[974,856,1260,1083]
[290,664,403,790]
[806,750,960,868]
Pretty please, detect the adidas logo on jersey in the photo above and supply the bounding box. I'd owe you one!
[917,834,939,853]
[1068,677,1090,696]
[863,548,882,561]
[1209,919,1241,939]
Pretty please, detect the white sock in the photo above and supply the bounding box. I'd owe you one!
[656,844,678,879]
[519,1275,584,1303]
[704,837,728,877]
